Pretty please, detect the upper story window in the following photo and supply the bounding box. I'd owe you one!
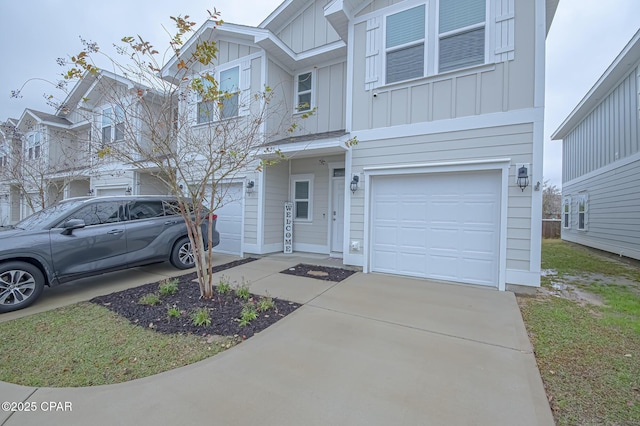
[26,132,42,160]
[0,145,8,169]
[197,66,240,124]
[102,106,125,144]
[385,5,426,84]
[295,72,314,112]
[366,0,504,90]
[438,0,486,73]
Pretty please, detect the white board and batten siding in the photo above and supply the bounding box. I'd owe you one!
[370,170,501,286]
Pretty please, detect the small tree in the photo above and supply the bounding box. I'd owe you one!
[55,10,290,298]
[542,180,562,219]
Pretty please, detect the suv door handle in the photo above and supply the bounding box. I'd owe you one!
[107,229,124,235]
[164,220,179,225]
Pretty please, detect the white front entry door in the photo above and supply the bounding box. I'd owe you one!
[370,170,501,287]
[331,177,345,253]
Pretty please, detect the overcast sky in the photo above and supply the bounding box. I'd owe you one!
[1,0,638,188]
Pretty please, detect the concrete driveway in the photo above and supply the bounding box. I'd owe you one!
[0,257,553,425]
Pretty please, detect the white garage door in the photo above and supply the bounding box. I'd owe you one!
[370,170,501,287]
[96,188,126,197]
[209,183,243,255]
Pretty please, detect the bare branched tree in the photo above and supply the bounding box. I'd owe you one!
[53,10,294,298]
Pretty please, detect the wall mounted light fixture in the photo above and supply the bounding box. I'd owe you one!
[516,164,530,192]
[87,189,94,196]
[125,186,132,195]
[350,175,359,194]
[246,180,255,194]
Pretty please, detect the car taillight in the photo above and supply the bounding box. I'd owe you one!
[208,214,218,221]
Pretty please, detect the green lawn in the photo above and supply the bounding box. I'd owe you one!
[519,240,640,425]
[0,303,238,387]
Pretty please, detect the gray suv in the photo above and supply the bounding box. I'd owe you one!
[0,196,220,313]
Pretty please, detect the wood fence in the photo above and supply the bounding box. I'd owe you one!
[542,219,561,239]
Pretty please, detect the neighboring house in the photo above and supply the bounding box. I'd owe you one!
[57,70,172,198]
[0,119,20,226]
[163,0,559,290]
[0,110,90,221]
[552,29,640,260]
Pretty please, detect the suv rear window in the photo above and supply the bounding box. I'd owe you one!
[128,201,165,220]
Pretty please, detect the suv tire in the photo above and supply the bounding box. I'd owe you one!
[0,262,45,313]
[170,237,195,270]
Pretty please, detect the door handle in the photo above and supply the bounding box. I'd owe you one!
[107,229,124,235]
[164,220,179,225]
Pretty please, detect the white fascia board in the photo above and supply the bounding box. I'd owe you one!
[354,107,543,141]
[324,0,350,41]
[259,0,295,29]
[259,138,349,157]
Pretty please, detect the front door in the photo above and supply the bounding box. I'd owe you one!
[331,172,345,253]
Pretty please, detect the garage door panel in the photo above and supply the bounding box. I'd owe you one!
[207,183,243,255]
[371,171,500,287]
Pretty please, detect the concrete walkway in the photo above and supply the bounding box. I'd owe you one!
[0,256,553,425]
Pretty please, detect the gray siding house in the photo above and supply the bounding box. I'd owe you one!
[163,0,559,291]
[552,29,640,260]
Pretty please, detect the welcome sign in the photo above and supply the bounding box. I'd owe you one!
[284,202,293,254]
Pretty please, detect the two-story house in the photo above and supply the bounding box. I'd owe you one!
[164,0,558,291]
[56,69,172,198]
[552,29,640,260]
[3,109,90,219]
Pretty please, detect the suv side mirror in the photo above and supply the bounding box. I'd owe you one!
[61,219,86,235]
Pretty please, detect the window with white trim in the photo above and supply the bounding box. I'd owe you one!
[577,194,588,231]
[365,0,509,90]
[562,197,571,229]
[295,72,314,112]
[102,106,124,144]
[197,66,240,124]
[438,0,486,73]
[385,5,426,84]
[291,175,313,221]
[0,145,7,169]
[26,132,42,160]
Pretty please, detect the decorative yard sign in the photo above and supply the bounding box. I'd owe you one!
[284,202,293,254]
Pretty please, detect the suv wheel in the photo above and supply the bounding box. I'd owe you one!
[170,237,195,270]
[0,262,45,313]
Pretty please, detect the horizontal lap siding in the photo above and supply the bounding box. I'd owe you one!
[563,158,640,260]
[350,123,534,271]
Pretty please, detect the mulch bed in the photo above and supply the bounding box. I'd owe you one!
[91,258,300,338]
[280,263,357,282]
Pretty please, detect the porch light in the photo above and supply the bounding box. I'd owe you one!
[246,180,255,194]
[125,186,132,195]
[350,175,359,194]
[516,164,529,192]
[87,189,94,196]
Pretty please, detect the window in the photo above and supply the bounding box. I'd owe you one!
[295,72,313,112]
[220,67,240,119]
[102,107,125,144]
[562,197,571,229]
[128,200,164,220]
[577,194,588,231]
[438,0,486,73]
[65,201,124,227]
[385,5,426,84]
[197,66,240,124]
[26,132,42,160]
[0,145,8,169]
[291,175,313,221]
